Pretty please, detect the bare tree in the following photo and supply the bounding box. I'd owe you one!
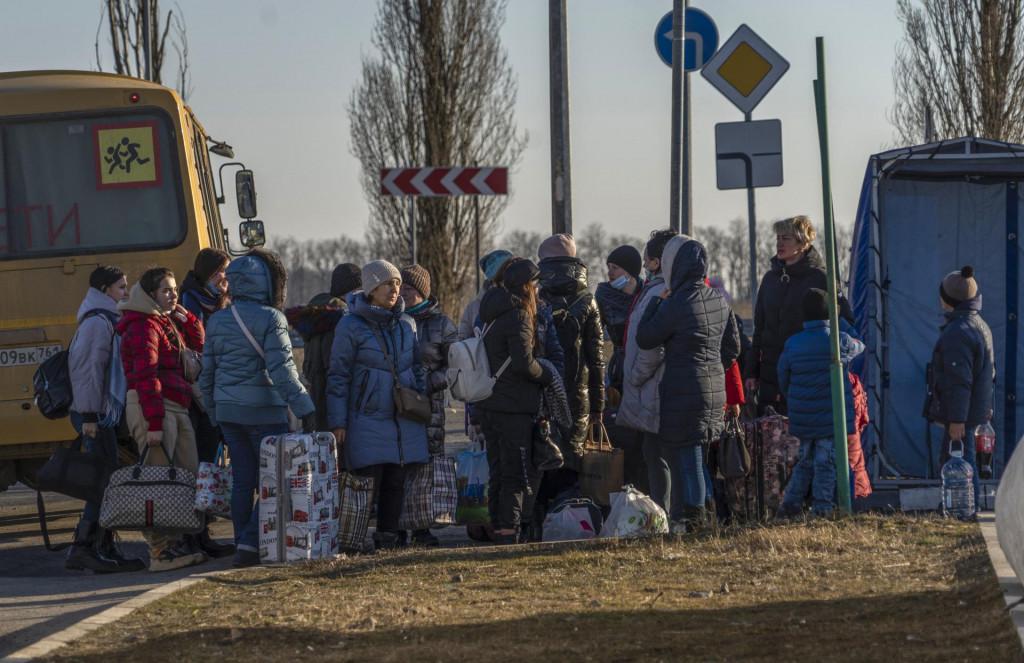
[269,235,370,307]
[891,0,1024,144]
[95,0,192,100]
[349,0,527,318]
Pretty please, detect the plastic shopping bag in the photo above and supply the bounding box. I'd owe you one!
[456,446,489,525]
[195,444,232,518]
[599,485,669,539]
[399,455,458,530]
[542,497,603,541]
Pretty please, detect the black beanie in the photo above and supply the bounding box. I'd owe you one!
[607,245,642,281]
[330,263,362,298]
[802,288,829,322]
[89,265,125,292]
[503,258,540,290]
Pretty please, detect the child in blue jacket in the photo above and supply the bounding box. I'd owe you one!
[777,288,864,517]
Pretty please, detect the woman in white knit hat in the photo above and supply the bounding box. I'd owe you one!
[326,260,430,551]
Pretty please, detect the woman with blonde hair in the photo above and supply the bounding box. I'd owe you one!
[745,216,839,414]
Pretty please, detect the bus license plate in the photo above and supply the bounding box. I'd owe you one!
[0,344,62,367]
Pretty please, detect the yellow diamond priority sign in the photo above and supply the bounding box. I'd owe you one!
[701,25,789,115]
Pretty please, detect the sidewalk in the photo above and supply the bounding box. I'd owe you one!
[979,512,1024,649]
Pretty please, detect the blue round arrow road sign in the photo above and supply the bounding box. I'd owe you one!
[654,8,718,71]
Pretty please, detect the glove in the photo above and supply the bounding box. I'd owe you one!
[301,413,318,434]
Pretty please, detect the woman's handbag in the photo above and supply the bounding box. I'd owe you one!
[99,444,203,534]
[195,443,232,517]
[718,416,752,479]
[580,422,625,506]
[35,435,113,504]
[371,329,432,425]
[168,321,202,383]
[532,418,565,471]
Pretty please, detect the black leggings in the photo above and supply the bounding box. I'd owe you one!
[354,463,407,533]
[478,409,540,531]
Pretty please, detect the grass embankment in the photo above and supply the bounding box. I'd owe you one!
[46,516,1020,662]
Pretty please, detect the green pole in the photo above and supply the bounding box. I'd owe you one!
[813,36,852,515]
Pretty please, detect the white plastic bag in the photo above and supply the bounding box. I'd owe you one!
[997,438,1024,582]
[195,444,232,517]
[542,497,602,541]
[599,485,669,539]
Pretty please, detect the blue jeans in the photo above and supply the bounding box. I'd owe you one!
[69,412,119,530]
[665,444,706,521]
[221,422,289,551]
[782,438,837,516]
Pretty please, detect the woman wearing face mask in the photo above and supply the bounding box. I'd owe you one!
[180,248,230,325]
[327,261,429,551]
[118,267,207,572]
[65,266,145,573]
[594,245,647,491]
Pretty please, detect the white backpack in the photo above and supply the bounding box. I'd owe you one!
[446,323,511,403]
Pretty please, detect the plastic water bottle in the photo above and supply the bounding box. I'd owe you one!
[941,439,975,520]
[974,421,996,480]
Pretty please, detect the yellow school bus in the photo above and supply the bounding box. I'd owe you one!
[0,70,264,490]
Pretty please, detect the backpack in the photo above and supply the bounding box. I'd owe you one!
[446,322,512,403]
[32,309,119,421]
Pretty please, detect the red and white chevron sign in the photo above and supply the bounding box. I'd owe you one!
[379,167,508,197]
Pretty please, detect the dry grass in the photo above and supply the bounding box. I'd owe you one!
[46,515,1021,662]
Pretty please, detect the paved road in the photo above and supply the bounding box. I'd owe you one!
[0,406,474,657]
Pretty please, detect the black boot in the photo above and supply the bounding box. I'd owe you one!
[96,528,146,572]
[65,522,121,574]
[410,529,440,547]
[197,527,235,558]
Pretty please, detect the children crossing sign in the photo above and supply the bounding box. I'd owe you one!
[94,122,160,189]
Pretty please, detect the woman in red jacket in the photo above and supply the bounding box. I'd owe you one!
[117,267,206,573]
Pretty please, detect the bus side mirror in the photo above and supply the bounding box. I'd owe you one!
[235,169,257,219]
[240,220,265,248]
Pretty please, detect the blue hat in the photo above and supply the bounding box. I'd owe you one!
[480,249,513,281]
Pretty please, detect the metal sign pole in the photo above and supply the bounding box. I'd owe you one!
[408,197,417,265]
[142,0,152,81]
[669,0,684,232]
[681,0,692,235]
[745,111,758,305]
[474,196,481,292]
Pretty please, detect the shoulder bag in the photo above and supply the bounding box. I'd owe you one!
[370,325,432,425]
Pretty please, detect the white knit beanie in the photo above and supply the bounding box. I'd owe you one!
[361,260,402,296]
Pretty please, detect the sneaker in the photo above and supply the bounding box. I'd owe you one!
[410,529,440,547]
[149,545,204,573]
[232,548,261,568]
[97,530,146,572]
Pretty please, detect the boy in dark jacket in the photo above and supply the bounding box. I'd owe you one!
[925,266,994,502]
[778,289,864,517]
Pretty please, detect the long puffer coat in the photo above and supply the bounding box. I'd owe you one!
[925,295,995,426]
[594,281,635,391]
[408,297,458,455]
[746,246,853,408]
[539,256,606,456]
[635,237,734,446]
[616,275,667,434]
[477,287,553,415]
[326,293,429,469]
[200,252,314,428]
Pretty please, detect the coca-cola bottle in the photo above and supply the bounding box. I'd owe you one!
[974,420,996,480]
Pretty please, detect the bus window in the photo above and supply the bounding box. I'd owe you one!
[188,116,224,250]
[0,111,185,259]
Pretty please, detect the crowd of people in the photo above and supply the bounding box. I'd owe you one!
[60,214,997,572]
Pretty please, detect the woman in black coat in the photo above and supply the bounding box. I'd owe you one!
[636,236,735,530]
[477,258,554,544]
[745,216,843,414]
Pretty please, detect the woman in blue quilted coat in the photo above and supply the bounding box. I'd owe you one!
[200,249,315,568]
[327,260,429,551]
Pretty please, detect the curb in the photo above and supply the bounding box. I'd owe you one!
[0,567,234,662]
[978,513,1024,649]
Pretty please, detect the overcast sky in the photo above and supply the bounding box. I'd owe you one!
[4,1,905,244]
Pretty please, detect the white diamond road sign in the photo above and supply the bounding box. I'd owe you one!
[701,24,789,115]
[715,119,783,190]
